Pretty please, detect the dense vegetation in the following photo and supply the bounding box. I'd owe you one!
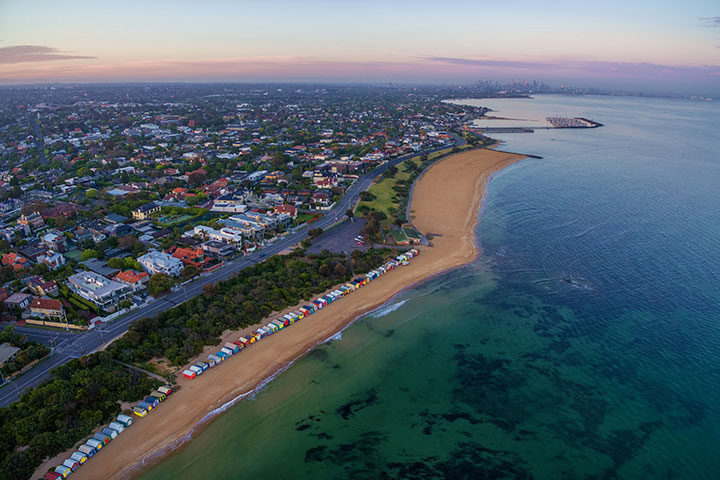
[0,352,160,480]
[0,248,393,479]
[0,327,50,378]
[110,248,392,366]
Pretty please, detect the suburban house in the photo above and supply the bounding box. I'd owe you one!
[201,240,235,257]
[18,212,44,230]
[40,230,68,253]
[131,202,161,220]
[4,292,32,310]
[29,297,66,321]
[18,243,47,263]
[0,343,20,368]
[41,251,66,270]
[26,276,59,296]
[274,204,298,218]
[0,228,16,244]
[221,216,265,242]
[1,252,28,271]
[164,187,188,201]
[114,270,149,292]
[243,211,292,232]
[211,192,247,213]
[169,246,209,269]
[311,190,333,208]
[137,250,183,276]
[67,271,131,311]
[40,203,76,220]
[189,225,243,245]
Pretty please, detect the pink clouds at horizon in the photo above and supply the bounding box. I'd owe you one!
[1,51,719,94]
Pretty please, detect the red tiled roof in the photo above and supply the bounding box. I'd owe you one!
[274,204,297,216]
[172,247,204,261]
[115,270,149,284]
[30,297,63,311]
[1,252,27,269]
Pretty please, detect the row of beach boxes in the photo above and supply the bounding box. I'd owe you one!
[44,386,173,480]
[182,249,419,380]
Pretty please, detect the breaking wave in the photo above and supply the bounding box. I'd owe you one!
[369,299,408,318]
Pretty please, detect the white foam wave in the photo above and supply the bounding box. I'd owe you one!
[368,299,408,318]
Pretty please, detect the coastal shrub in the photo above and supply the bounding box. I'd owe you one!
[108,249,393,366]
[359,191,375,202]
[0,249,393,479]
[0,351,160,480]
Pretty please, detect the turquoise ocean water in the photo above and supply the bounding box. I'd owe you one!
[139,95,720,479]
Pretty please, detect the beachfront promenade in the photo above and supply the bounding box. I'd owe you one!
[0,137,465,408]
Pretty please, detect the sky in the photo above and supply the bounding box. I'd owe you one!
[0,0,719,95]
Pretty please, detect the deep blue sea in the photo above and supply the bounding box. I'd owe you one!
[139,95,720,480]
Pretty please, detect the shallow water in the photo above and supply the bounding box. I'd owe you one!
[139,95,720,480]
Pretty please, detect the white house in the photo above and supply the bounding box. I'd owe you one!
[137,250,183,277]
[188,225,243,246]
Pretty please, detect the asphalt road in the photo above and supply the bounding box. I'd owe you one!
[30,115,48,165]
[0,138,464,407]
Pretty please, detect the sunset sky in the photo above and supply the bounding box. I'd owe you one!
[1,0,719,94]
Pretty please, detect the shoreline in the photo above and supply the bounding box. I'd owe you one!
[44,147,526,480]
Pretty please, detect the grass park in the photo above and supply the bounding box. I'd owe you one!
[356,145,471,226]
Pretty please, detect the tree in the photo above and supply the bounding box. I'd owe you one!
[80,249,100,261]
[384,165,398,178]
[124,257,143,271]
[203,283,218,298]
[345,209,354,220]
[147,273,175,296]
[85,188,98,199]
[359,191,375,202]
[181,265,200,281]
[308,228,323,239]
[0,265,15,284]
[107,257,125,269]
[132,241,147,256]
[118,235,138,250]
[333,262,347,276]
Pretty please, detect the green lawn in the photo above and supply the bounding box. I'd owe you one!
[356,160,414,221]
[356,145,474,225]
[296,213,322,225]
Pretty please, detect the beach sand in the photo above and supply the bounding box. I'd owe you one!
[43,148,524,480]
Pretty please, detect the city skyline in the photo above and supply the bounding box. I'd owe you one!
[1,0,719,95]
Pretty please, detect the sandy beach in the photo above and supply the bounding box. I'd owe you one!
[39,147,524,480]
